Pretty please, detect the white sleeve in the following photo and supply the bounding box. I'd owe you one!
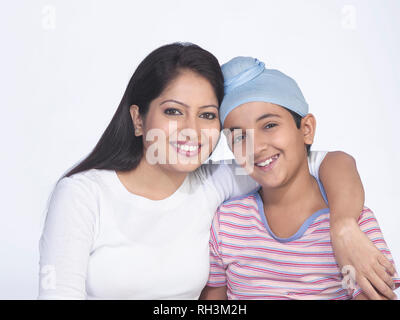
[206,161,259,203]
[38,176,98,300]
[202,150,328,203]
[308,150,329,179]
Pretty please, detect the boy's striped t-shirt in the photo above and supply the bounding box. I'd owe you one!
[207,189,400,300]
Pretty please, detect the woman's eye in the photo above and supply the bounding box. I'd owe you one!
[200,112,217,120]
[264,123,277,129]
[164,108,182,116]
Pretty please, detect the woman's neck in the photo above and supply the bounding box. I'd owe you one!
[116,157,188,200]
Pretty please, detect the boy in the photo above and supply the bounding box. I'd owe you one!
[200,57,399,300]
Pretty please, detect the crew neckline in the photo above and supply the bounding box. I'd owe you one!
[254,177,329,243]
[108,169,191,210]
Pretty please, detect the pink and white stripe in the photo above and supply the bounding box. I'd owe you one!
[207,192,400,300]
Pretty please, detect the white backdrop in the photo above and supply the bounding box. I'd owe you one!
[1,0,399,299]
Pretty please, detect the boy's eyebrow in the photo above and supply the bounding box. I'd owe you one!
[160,99,218,109]
[228,113,281,131]
[256,113,281,122]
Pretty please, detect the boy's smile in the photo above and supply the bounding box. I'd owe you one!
[255,153,280,172]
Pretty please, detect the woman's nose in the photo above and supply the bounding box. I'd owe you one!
[178,117,201,142]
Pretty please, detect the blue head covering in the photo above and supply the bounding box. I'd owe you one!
[220,56,309,125]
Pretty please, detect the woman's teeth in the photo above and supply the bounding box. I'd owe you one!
[172,143,199,152]
[256,154,279,167]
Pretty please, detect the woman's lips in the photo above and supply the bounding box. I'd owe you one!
[170,141,202,157]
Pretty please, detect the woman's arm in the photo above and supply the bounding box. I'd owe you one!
[39,177,97,299]
[354,292,394,300]
[319,151,396,300]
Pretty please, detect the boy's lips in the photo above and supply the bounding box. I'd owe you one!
[254,153,280,171]
[170,141,202,157]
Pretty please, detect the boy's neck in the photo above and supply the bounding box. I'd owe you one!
[258,158,327,238]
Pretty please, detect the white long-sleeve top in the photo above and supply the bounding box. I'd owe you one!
[38,151,327,299]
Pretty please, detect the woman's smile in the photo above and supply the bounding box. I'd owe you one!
[170,140,203,157]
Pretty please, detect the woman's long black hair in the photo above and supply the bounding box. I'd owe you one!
[63,42,224,178]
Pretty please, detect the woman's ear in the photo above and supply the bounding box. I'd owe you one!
[301,113,316,145]
[130,105,143,136]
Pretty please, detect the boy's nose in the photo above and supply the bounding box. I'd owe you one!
[253,134,269,156]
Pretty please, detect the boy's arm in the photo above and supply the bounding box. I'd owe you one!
[319,151,396,300]
[199,286,227,300]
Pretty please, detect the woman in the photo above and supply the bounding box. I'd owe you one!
[38,42,396,300]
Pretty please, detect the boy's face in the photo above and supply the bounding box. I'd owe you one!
[223,101,315,189]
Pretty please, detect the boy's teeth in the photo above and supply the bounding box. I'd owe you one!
[257,159,272,166]
[256,154,279,167]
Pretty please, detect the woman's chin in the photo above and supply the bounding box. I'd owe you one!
[171,150,213,172]
[166,162,203,173]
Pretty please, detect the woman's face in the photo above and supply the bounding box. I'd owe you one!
[133,70,221,173]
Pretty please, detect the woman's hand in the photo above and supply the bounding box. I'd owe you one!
[330,217,396,300]
[319,151,397,299]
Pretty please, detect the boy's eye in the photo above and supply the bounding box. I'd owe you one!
[200,112,217,120]
[164,108,183,115]
[264,123,277,129]
[233,134,245,144]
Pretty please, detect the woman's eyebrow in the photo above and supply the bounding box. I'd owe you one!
[160,99,218,109]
